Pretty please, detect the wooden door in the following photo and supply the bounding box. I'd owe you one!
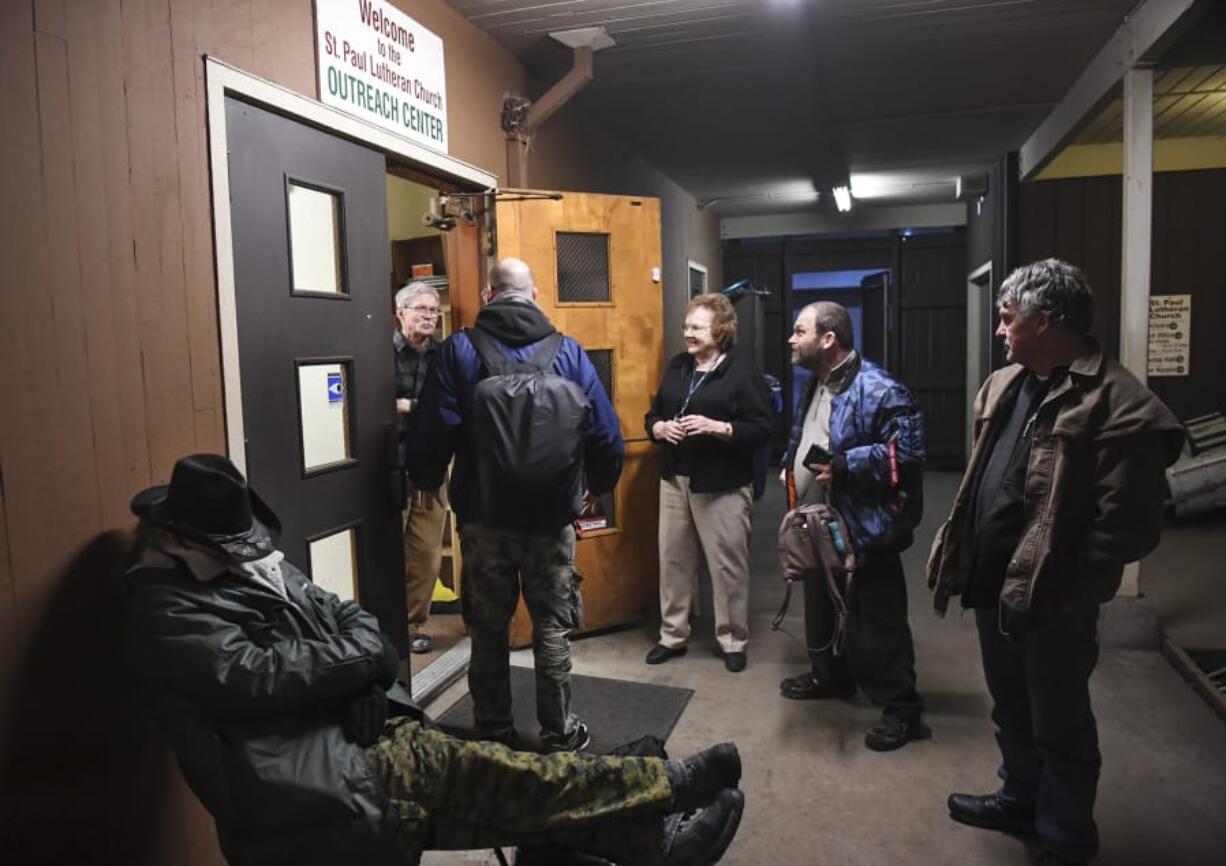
[495,193,663,646]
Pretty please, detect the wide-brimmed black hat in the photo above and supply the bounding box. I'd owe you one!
[130,453,281,562]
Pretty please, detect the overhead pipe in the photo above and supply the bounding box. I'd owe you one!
[504,28,612,188]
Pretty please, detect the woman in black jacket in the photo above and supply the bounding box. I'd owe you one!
[644,294,773,673]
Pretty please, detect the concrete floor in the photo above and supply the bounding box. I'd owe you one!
[422,473,1226,865]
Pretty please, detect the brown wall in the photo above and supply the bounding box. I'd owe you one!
[1018,168,1226,420]
[0,1,716,862]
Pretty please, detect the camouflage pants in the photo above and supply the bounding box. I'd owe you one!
[460,523,583,747]
[367,719,672,864]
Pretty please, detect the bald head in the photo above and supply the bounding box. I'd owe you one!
[489,258,535,298]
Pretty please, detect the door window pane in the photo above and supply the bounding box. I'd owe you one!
[309,527,358,601]
[288,181,345,294]
[587,348,614,403]
[556,232,611,302]
[298,361,353,472]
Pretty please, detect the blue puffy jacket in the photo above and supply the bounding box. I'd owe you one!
[785,354,925,554]
[406,301,623,528]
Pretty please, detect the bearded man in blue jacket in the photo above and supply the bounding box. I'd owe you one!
[779,301,929,752]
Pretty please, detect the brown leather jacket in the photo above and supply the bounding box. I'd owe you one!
[927,338,1184,638]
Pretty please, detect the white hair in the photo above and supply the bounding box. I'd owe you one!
[394,281,439,310]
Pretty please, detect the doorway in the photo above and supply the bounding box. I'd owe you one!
[385,172,472,678]
[789,268,890,411]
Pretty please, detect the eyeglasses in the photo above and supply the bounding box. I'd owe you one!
[401,306,441,317]
[682,324,711,334]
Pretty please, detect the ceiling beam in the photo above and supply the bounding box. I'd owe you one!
[1018,0,1209,179]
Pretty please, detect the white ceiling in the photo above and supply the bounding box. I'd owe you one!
[449,0,1145,214]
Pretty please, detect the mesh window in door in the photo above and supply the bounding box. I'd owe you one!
[587,348,614,403]
[556,233,611,302]
[579,347,616,532]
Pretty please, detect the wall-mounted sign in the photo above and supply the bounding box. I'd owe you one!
[1148,294,1191,377]
[316,0,448,152]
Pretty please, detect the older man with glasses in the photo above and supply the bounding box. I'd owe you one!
[394,281,446,654]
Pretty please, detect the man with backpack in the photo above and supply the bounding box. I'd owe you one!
[407,257,623,753]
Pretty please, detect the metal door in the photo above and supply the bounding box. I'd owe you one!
[226,96,406,649]
[860,271,889,366]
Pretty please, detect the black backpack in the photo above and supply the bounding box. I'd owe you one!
[467,327,591,532]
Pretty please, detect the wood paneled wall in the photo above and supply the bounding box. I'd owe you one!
[0,1,710,862]
[1017,168,1226,420]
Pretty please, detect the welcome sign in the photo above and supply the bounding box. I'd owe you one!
[316,0,448,152]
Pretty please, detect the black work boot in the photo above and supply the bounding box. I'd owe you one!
[665,743,742,812]
[661,788,745,866]
[864,710,932,751]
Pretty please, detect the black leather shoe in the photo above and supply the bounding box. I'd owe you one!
[864,711,932,751]
[662,788,744,866]
[665,743,742,812]
[947,792,1037,837]
[723,651,746,673]
[646,644,688,665]
[779,672,856,701]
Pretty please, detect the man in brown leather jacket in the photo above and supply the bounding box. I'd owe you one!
[927,260,1183,866]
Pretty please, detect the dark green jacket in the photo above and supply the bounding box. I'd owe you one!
[124,552,398,866]
[928,338,1184,638]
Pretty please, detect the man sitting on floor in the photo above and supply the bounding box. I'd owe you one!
[123,453,744,866]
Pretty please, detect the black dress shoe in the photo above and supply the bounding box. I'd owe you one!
[723,651,746,673]
[646,644,687,665]
[947,792,1036,837]
[779,672,856,701]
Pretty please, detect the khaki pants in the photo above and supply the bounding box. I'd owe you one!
[404,482,448,628]
[657,477,753,653]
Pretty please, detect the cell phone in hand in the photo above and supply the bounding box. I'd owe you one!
[804,443,833,467]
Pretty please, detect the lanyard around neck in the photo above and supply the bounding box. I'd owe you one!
[676,354,721,418]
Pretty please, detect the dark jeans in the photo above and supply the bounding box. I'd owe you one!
[975,605,1101,861]
[804,551,923,713]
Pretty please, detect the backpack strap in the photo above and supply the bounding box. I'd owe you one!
[528,332,565,372]
[467,327,565,377]
[465,327,510,377]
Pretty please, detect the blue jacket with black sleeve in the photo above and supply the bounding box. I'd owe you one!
[406,294,624,528]
[785,353,925,555]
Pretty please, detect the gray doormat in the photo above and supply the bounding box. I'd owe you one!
[436,666,694,754]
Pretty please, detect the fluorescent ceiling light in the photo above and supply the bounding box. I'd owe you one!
[832,186,852,213]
